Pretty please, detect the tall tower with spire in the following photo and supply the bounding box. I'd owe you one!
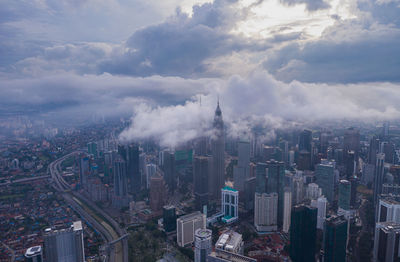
[211,100,225,200]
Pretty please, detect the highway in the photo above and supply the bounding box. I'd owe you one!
[0,175,51,187]
[49,151,128,262]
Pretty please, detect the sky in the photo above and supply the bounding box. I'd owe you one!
[1,0,400,146]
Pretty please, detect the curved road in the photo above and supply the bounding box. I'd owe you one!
[49,151,128,262]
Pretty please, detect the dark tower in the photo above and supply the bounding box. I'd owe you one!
[290,204,317,262]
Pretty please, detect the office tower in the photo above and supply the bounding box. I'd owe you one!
[344,127,360,157]
[44,221,85,262]
[279,140,289,166]
[255,163,267,193]
[149,174,166,214]
[78,154,90,189]
[383,142,395,164]
[193,156,211,211]
[310,196,327,230]
[373,222,400,262]
[244,176,256,211]
[234,141,250,192]
[195,229,212,262]
[177,211,206,247]
[25,246,43,262]
[374,153,386,206]
[254,192,278,232]
[344,150,356,179]
[126,144,141,194]
[292,174,304,205]
[290,205,317,262]
[283,189,292,233]
[215,230,244,254]
[266,160,285,227]
[113,156,128,197]
[377,198,400,223]
[163,205,177,232]
[319,131,332,157]
[161,150,176,193]
[350,176,358,208]
[315,161,336,203]
[297,150,311,171]
[306,183,322,200]
[362,162,375,185]
[323,215,348,262]
[338,180,351,211]
[145,163,156,189]
[87,142,98,158]
[369,136,380,165]
[211,101,225,200]
[222,186,239,223]
[299,129,312,153]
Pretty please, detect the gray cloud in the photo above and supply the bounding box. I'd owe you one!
[279,0,330,11]
[263,20,400,83]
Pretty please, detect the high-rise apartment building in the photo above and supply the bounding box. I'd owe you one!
[254,192,278,232]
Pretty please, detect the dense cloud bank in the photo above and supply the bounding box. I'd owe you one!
[1,0,400,145]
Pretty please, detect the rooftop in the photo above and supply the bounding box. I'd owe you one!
[222,186,238,192]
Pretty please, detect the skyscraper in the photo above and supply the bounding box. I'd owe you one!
[344,127,360,158]
[254,192,278,232]
[162,150,176,193]
[211,101,225,200]
[193,156,211,211]
[78,154,90,189]
[233,141,250,192]
[283,188,292,233]
[266,160,285,227]
[149,174,166,215]
[163,205,177,232]
[376,198,400,223]
[221,186,239,223]
[338,180,351,212]
[113,156,128,197]
[127,144,140,194]
[255,163,267,194]
[44,221,85,262]
[299,129,312,153]
[323,215,348,262]
[177,211,206,247]
[373,222,400,262]
[290,205,317,262]
[374,153,386,206]
[194,228,212,262]
[315,161,336,203]
[311,196,327,230]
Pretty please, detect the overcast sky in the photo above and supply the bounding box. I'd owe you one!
[1,0,399,145]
